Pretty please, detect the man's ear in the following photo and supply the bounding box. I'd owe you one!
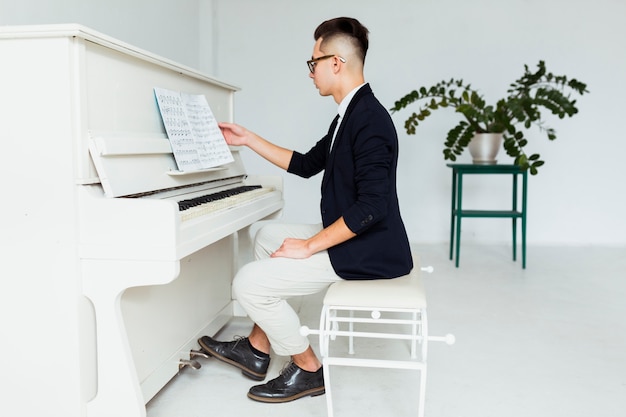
[332,56,345,74]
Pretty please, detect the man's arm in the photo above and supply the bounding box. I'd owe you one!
[219,122,293,170]
[220,122,354,259]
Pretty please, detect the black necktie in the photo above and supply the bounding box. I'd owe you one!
[329,114,340,153]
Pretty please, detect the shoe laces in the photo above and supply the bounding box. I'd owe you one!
[261,360,299,389]
[279,360,299,376]
[230,335,248,349]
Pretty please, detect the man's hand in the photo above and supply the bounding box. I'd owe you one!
[271,217,357,259]
[218,122,293,170]
[271,238,314,259]
[219,122,250,147]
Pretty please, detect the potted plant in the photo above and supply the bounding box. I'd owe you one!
[390,61,588,174]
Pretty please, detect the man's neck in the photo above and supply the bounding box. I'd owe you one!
[333,76,366,104]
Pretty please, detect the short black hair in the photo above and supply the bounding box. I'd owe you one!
[314,17,369,63]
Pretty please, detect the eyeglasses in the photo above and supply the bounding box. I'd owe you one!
[307,54,346,73]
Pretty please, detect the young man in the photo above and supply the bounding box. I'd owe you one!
[199,16,413,403]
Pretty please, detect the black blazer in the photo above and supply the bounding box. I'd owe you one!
[288,84,413,279]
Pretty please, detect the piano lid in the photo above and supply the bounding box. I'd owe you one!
[0,24,239,92]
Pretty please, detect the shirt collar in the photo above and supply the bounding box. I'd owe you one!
[337,83,366,118]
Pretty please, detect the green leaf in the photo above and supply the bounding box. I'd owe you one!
[518,154,528,166]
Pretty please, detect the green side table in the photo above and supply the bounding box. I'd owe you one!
[447,163,528,268]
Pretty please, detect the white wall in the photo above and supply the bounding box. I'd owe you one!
[210,0,626,247]
[0,0,202,69]
[2,0,624,247]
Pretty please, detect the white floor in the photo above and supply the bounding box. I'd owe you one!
[147,243,626,417]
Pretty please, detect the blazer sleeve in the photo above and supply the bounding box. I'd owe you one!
[287,115,339,178]
[319,91,398,236]
[341,105,395,235]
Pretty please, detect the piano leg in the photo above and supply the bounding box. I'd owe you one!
[82,259,180,417]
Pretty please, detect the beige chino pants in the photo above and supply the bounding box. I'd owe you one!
[232,223,343,356]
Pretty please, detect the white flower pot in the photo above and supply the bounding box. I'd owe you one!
[468,133,503,164]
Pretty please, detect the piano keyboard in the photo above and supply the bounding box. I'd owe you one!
[179,185,274,222]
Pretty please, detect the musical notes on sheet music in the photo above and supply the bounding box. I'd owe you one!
[154,87,234,172]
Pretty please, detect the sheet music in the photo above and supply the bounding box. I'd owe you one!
[154,87,234,171]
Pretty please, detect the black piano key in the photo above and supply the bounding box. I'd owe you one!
[177,185,263,211]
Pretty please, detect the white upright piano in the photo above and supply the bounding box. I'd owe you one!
[0,25,283,417]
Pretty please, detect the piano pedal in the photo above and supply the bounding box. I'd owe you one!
[179,358,202,371]
[190,349,210,360]
[179,350,209,371]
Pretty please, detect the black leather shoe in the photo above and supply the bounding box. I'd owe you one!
[247,361,325,403]
[198,336,270,381]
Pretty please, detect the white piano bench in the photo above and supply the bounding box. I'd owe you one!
[300,261,454,417]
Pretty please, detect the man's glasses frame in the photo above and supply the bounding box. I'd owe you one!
[307,54,346,73]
